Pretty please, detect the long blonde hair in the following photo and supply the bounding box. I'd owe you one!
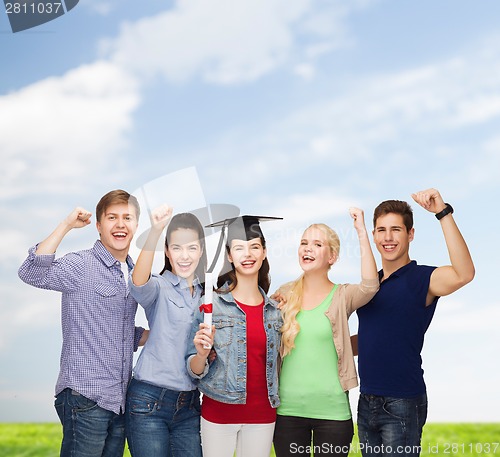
[280,223,340,357]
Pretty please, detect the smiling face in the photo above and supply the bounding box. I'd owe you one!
[373,212,414,267]
[165,228,203,283]
[96,203,139,261]
[227,237,267,277]
[298,226,337,273]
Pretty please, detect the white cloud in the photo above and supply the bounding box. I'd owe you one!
[432,300,500,333]
[86,1,113,16]
[466,136,500,187]
[0,284,61,352]
[0,230,32,267]
[103,0,371,85]
[203,33,500,190]
[0,61,140,199]
[293,63,316,81]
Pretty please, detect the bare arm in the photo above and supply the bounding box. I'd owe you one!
[138,329,149,346]
[131,204,172,287]
[35,207,92,255]
[411,189,475,304]
[351,334,358,357]
[349,207,378,282]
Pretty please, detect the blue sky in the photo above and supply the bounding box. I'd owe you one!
[1,0,499,422]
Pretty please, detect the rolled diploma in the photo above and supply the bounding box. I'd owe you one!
[203,273,213,349]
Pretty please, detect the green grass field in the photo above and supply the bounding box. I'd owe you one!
[1,423,499,456]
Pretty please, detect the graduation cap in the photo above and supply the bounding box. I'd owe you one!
[199,215,282,347]
[205,215,283,273]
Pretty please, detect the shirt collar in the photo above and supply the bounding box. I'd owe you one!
[380,260,416,282]
[161,269,202,291]
[218,284,278,308]
[92,240,134,269]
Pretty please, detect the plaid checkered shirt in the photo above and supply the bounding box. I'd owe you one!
[18,240,144,414]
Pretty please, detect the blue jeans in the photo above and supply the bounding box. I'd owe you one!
[54,388,125,457]
[357,393,428,457]
[125,378,202,457]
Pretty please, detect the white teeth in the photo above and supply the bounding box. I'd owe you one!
[303,255,314,260]
[114,232,127,238]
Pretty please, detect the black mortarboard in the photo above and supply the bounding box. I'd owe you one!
[205,215,283,273]
[198,214,283,314]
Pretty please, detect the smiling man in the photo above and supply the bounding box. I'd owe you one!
[18,189,147,457]
[356,188,475,457]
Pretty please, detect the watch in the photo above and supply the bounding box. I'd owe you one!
[435,203,453,220]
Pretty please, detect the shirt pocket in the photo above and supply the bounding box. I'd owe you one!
[94,282,118,297]
[213,318,236,348]
[94,283,121,312]
[166,297,189,323]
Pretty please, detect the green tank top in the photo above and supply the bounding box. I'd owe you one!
[278,284,352,420]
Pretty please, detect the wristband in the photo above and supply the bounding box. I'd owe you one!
[435,203,453,220]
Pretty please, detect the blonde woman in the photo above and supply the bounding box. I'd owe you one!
[273,208,379,457]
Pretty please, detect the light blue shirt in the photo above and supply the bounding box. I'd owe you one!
[130,269,202,391]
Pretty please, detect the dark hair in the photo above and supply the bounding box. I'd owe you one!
[216,234,271,294]
[373,199,413,232]
[159,213,207,285]
[95,190,140,222]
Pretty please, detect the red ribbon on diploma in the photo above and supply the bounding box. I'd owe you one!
[199,303,213,313]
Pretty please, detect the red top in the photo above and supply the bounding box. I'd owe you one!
[201,300,276,424]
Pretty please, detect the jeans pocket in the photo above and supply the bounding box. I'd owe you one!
[382,397,407,421]
[128,395,158,416]
[69,391,99,413]
[416,398,428,430]
[54,393,65,424]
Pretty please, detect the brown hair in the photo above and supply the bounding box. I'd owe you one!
[159,213,207,285]
[373,199,413,232]
[216,236,271,294]
[95,190,140,222]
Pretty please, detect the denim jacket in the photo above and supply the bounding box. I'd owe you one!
[186,287,282,407]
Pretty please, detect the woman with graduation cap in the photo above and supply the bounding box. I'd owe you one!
[186,215,283,457]
[272,208,379,457]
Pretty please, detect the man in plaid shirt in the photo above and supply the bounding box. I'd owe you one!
[19,189,147,457]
